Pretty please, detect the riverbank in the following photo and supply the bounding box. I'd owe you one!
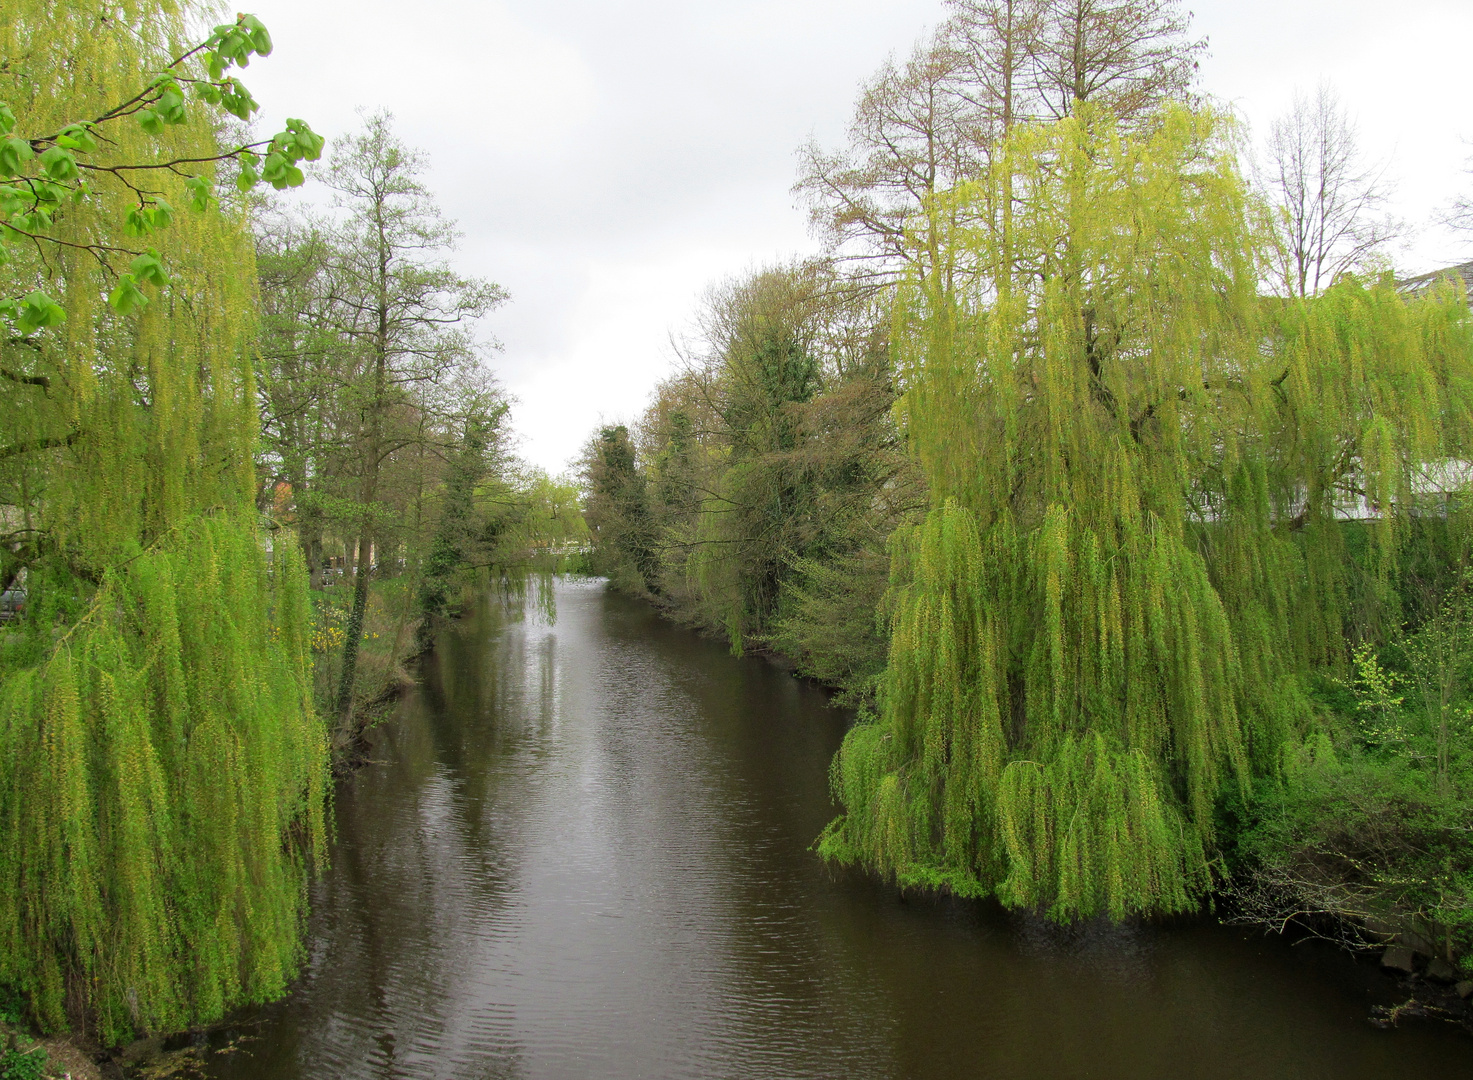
[308,577,428,771]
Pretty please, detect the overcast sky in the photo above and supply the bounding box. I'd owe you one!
[241,0,1473,474]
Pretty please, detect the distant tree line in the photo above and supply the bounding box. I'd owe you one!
[582,263,924,704]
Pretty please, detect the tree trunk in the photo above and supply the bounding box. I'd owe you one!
[334,204,392,737]
[334,527,373,735]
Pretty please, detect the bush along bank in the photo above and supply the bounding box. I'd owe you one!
[1223,584,1473,1023]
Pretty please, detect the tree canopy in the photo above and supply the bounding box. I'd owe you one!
[817,105,1473,919]
[0,1,326,1040]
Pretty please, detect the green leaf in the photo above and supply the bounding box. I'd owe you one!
[0,136,34,178]
[138,109,165,136]
[259,151,288,185]
[291,120,325,161]
[123,207,152,237]
[129,248,169,288]
[55,123,98,153]
[241,15,274,56]
[220,78,259,121]
[38,146,78,182]
[107,274,148,316]
[235,160,259,192]
[193,82,223,106]
[269,120,325,167]
[15,206,53,232]
[148,198,173,230]
[184,175,212,212]
[31,179,64,205]
[156,84,187,125]
[0,103,19,136]
[15,289,65,332]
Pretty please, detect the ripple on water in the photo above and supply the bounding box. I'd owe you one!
[203,580,1472,1080]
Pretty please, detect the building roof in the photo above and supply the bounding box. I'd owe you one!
[1398,260,1473,304]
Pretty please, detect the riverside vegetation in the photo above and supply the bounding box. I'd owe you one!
[2,0,1472,1070]
[581,0,1473,983]
[0,0,580,1066]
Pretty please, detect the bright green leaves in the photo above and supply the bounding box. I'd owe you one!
[275,118,325,165]
[0,290,66,334]
[236,152,260,192]
[0,176,67,240]
[0,102,31,183]
[38,145,78,181]
[242,13,275,56]
[123,199,172,238]
[0,113,75,244]
[107,276,147,316]
[218,78,259,122]
[277,118,325,161]
[183,175,212,212]
[259,153,301,190]
[138,77,189,135]
[205,13,273,78]
[187,75,256,119]
[258,119,324,189]
[237,120,323,191]
[0,135,33,178]
[130,248,169,288]
[107,249,170,316]
[54,122,97,153]
[0,13,319,333]
[193,11,274,125]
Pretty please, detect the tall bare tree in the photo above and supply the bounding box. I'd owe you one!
[1262,84,1399,298]
[945,0,1050,137]
[796,32,976,291]
[1439,148,1473,242]
[797,0,1205,285]
[1033,0,1203,121]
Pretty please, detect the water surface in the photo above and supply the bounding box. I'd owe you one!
[205,580,1471,1079]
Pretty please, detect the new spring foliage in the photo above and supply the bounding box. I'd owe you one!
[819,106,1473,919]
[0,1,326,1039]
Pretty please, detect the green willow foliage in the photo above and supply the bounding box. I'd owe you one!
[1,1,326,1040]
[819,106,1473,920]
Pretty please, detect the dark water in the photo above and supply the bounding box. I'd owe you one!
[204,580,1471,1079]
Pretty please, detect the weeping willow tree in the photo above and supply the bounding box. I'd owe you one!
[819,105,1473,920]
[0,1,327,1041]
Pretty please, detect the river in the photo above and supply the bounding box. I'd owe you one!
[202,579,1470,1079]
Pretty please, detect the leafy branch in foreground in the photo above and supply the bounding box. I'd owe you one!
[0,12,322,329]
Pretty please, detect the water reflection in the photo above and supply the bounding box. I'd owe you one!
[205,580,1470,1079]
